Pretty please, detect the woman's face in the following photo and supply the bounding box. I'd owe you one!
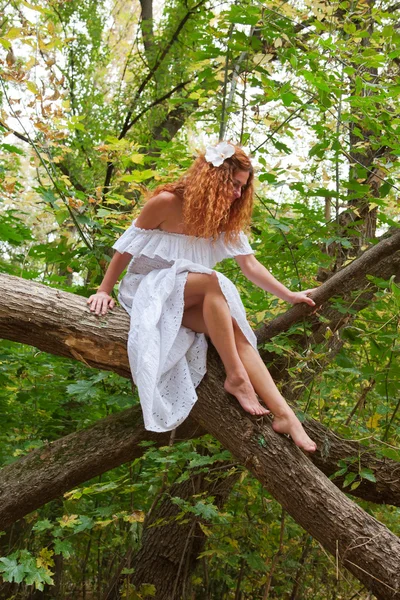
[231,170,250,202]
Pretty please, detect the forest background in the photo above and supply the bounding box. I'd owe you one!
[0,0,399,598]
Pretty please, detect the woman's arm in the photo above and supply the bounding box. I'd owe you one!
[87,251,132,315]
[88,193,174,315]
[235,254,316,307]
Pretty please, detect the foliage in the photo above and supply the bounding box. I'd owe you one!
[0,0,399,597]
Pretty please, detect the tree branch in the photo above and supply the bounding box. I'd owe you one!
[256,229,400,344]
[1,237,400,595]
[1,237,400,524]
[102,79,192,198]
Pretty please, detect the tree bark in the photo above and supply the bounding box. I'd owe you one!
[0,263,400,527]
[191,346,400,600]
[1,248,400,596]
[128,467,239,599]
[139,0,153,55]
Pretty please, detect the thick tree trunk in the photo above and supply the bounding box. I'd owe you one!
[192,346,400,600]
[1,262,400,530]
[1,235,400,597]
[114,467,239,600]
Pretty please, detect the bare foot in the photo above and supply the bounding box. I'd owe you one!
[224,375,269,416]
[272,408,317,452]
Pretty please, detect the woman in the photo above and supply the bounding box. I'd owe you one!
[88,142,317,452]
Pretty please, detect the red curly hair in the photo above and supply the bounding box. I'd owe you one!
[149,144,254,244]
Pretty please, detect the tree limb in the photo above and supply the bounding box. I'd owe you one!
[1,237,400,596]
[1,245,400,513]
[256,229,400,344]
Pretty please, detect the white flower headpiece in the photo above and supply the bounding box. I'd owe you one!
[205,141,235,167]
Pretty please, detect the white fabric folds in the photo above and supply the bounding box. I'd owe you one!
[113,219,257,432]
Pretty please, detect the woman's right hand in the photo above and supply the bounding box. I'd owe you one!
[87,291,115,316]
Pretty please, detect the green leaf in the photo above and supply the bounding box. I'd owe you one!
[281,92,298,106]
[227,5,260,25]
[359,468,376,483]
[73,515,95,533]
[0,556,26,583]
[33,519,53,532]
[343,472,357,488]
[0,38,11,49]
[0,143,24,155]
[120,169,155,182]
[53,539,73,558]
[192,501,220,520]
[350,481,361,490]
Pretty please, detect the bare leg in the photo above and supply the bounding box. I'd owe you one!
[183,273,268,416]
[182,300,316,452]
[232,321,316,452]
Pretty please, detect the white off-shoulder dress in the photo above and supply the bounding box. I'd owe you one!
[113,219,257,433]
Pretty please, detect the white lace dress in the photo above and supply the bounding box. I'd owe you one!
[113,219,258,432]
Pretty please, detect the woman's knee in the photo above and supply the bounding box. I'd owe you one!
[184,272,223,309]
[206,271,223,292]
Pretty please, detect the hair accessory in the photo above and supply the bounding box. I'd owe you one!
[204,141,235,167]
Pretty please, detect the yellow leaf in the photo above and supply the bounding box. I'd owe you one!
[130,153,144,165]
[253,53,274,64]
[255,310,267,323]
[60,175,72,187]
[59,514,79,528]
[366,413,381,429]
[95,519,114,528]
[37,548,54,570]
[123,511,145,523]
[25,56,37,71]
[215,71,226,82]
[26,81,39,95]
[199,523,212,537]
[239,471,248,484]
[4,27,22,40]
[322,168,330,182]
[38,37,48,51]
[274,37,282,48]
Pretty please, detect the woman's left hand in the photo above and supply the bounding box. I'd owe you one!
[288,288,317,307]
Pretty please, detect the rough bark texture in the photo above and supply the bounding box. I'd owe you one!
[1,272,400,530]
[1,237,400,597]
[191,347,400,600]
[0,273,131,378]
[128,468,239,600]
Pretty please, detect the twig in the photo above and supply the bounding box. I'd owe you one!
[263,509,286,599]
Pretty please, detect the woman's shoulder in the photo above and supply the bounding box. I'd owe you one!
[135,191,182,231]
